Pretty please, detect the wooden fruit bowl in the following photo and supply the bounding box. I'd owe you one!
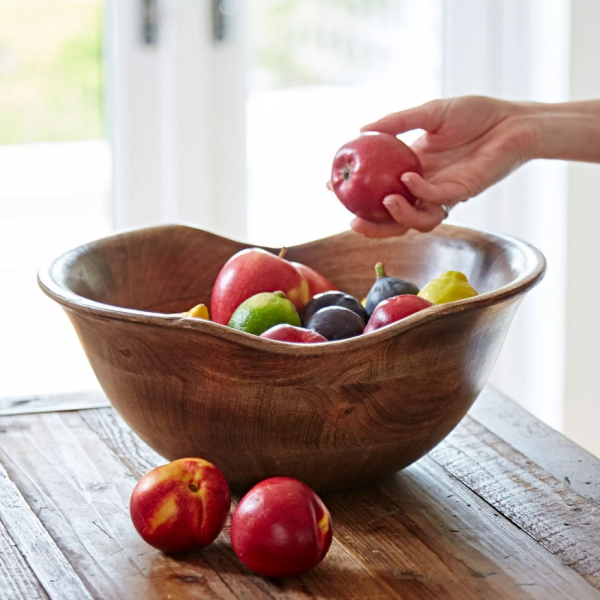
[39,224,545,491]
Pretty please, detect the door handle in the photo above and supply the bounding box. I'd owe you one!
[212,0,237,43]
[142,0,158,45]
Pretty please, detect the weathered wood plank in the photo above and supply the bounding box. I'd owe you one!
[0,517,48,600]
[469,386,600,504]
[1,411,397,600]
[0,390,110,416]
[81,409,398,600]
[432,415,600,589]
[325,458,600,600]
[84,407,600,599]
[0,412,243,600]
[0,453,93,600]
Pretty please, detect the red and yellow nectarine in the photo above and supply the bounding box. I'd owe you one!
[130,458,231,553]
[230,477,333,577]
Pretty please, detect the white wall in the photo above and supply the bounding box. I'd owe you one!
[107,0,247,239]
[564,0,600,456]
[444,0,570,431]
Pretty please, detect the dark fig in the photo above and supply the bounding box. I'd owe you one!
[301,290,367,325]
[304,306,365,341]
[365,263,419,316]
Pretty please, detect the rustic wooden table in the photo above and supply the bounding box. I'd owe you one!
[1,386,599,600]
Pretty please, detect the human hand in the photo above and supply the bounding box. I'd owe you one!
[347,96,538,238]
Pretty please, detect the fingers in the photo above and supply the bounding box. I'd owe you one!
[351,195,447,239]
[350,218,409,239]
[361,100,443,135]
[326,180,332,191]
[401,172,470,206]
[382,195,446,233]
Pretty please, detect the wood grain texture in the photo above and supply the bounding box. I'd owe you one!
[38,224,545,491]
[82,405,600,600]
[470,386,600,505]
[0,450,93,600]
[431,416,600,588]
[0,390,109,416]
[0,411,397,600]
[0,518,47,600]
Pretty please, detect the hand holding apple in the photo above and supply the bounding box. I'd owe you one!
[230,477,333,577]
[331,132,423,223]
[130,458,231,554]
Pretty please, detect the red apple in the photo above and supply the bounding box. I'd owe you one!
[211,248,310,325]
[364,295,432,333]
[260,324,328,344]
[230,477,333,577]
[292,262,337,298]
[331,132,423,223]
[130,458,231,553]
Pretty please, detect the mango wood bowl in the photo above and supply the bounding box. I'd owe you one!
[39,224,545,491]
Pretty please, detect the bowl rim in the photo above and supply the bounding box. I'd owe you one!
[38,223,546,355]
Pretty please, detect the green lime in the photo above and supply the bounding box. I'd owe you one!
[417,271,478,305]
[228,291,301,335]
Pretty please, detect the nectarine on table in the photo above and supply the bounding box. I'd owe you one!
[129,458,231,554]
[230,477,333,577]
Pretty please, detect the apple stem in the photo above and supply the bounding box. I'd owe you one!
[375,262,386,278]
[278,247,287,259]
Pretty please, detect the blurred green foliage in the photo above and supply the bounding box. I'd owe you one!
[251,0,392,89]
[0,0,104,145]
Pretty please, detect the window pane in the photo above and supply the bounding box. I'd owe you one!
[0,0,111,397]
[0,0,104,144]
[246,0,443,247]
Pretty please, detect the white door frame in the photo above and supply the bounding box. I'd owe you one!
[105,0,247,240]
[444,0,570,431]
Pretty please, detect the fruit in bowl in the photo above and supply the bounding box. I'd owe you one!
[130,458,231,553]
[365,262,419,317]
[301,290,367,324]
[260,324,327,343]
[418,271,478,304]
[365,295,433,333]
[211,248,310,325]
[39,224,545,490]
[305,305,366,341]
[292,262,337,297]
[331,132,423,223]
[228,291,301,336]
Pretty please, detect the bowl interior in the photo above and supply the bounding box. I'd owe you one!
[44,224,541,316]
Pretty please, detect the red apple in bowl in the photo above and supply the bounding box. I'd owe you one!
[260,324,328,344]
[364,295,433,333]
[230,477,333,577]
[292,262,337,298]
[331,132,423,223]
[211,248,310,325]
[130,458,231,553]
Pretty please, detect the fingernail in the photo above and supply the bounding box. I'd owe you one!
[383,197,400,210]
[401,173,411,183]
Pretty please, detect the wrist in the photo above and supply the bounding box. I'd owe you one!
[505,101,550,162]
[513,100,600,162]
